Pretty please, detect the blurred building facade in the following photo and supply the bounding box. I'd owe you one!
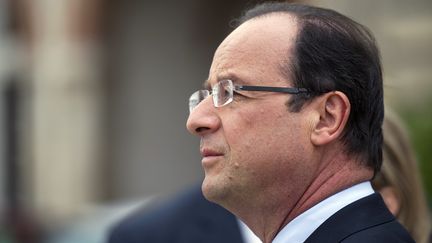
[0,0,431,239]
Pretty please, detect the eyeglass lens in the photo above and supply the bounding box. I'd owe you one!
[189,90,209,112]
[188,80,235,112]
[214,80,233,108]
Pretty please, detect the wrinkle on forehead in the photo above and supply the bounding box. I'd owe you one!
[208,13,299,85]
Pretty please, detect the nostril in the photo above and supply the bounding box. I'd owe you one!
[195,127,209,133]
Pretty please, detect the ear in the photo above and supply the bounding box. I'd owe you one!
[310,91,350,146]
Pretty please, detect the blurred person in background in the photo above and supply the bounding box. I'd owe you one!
[108,183,245,243]
[372,108,431,243]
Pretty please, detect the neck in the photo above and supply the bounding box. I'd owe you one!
[281,157,373,226]
[230,155,374,243]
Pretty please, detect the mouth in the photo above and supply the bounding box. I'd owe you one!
[200,148,224,166]
[201,148,224,157]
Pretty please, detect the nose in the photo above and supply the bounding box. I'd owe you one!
[186,97,221,136]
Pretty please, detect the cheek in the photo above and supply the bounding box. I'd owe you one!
[219,105,317,189]
[223,107,266,150]
[223,106,305,164]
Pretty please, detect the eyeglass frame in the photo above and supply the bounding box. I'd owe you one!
[188,79,311,112]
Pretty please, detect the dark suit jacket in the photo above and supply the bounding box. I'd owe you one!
[305,193,414,243]
[107,184,244,243]
[108,185,414,243]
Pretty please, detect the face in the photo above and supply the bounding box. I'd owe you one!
[187,14,318,209]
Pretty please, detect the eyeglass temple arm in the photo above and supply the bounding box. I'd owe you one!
[237,85,309,94]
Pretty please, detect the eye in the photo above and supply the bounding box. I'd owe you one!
[233,90,248,100]
[223,86,231,97]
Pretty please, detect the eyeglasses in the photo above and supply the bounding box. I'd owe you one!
[189,79,310,112]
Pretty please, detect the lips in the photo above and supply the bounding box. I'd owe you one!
[200,148,224,167]
[200,148,224,157]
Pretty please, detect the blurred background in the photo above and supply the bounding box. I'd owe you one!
[0,0,431,242]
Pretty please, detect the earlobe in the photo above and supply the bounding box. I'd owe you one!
[310,91,350,146]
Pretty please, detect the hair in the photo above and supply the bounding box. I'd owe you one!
[237,2,384,174]
[372,108,431,243]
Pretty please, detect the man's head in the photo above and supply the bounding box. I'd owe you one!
[239,3,384,174]
[186,2,383,213]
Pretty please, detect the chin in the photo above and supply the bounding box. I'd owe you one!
[201,176,228,204]
[201,177,216,201]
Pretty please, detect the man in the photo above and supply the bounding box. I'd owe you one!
[186,2,414,243]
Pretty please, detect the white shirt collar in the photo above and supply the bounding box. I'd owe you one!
[238,219,262,243]
[238,181,374,243]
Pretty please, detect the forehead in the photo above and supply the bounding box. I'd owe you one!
[208,13,298,86]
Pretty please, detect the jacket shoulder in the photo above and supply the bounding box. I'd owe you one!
[305,193,415,243]
[341,220,415,243]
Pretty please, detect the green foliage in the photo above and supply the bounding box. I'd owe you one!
[399,103,432,204]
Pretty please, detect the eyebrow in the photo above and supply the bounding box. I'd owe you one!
[203,73,246,89]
